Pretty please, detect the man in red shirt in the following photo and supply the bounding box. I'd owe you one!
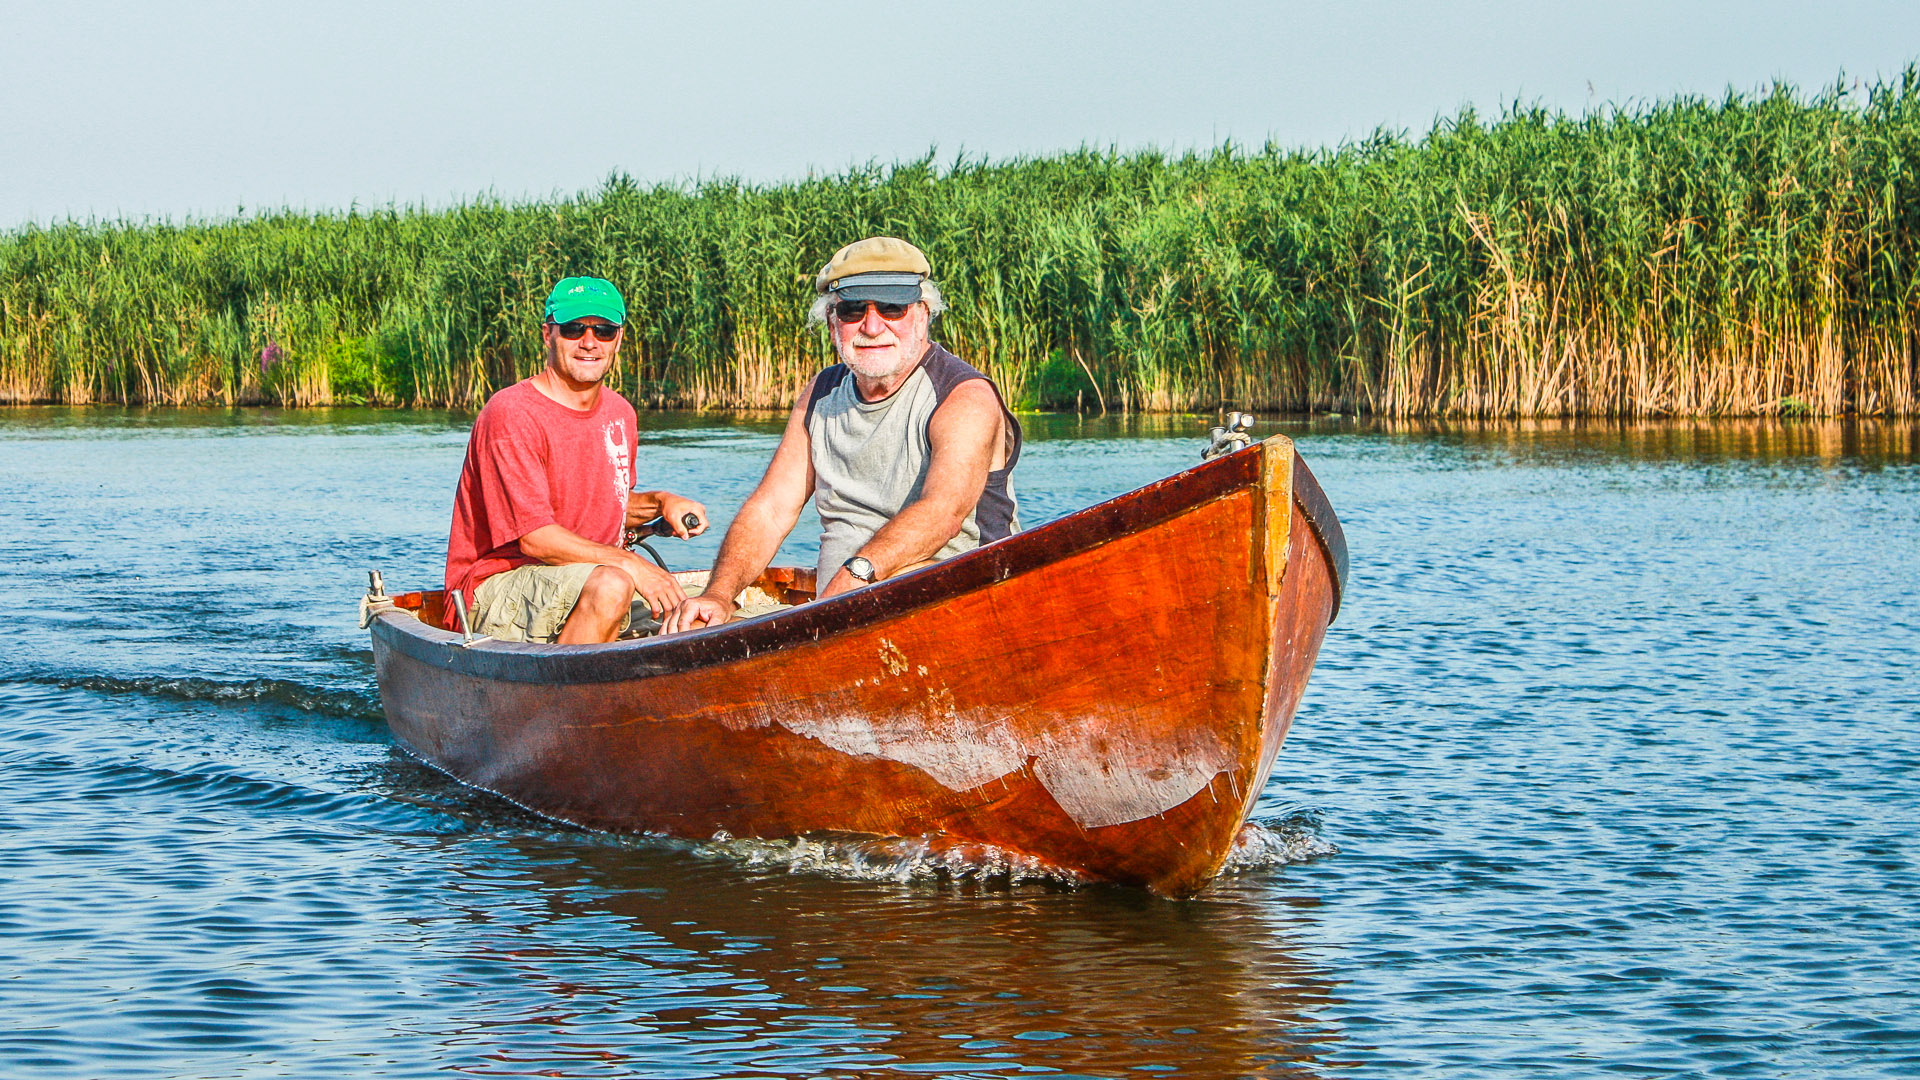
[444,276,707,643]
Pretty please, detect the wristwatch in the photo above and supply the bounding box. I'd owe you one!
[843,556,877,583]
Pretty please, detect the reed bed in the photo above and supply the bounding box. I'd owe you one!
[4,74,1920,416]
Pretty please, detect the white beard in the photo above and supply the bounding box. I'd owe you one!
[837,333,920,380]
[843,352,907,379]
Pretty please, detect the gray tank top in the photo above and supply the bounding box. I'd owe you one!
[804,343,1022,582]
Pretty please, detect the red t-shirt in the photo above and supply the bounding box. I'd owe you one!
[443,379,637,627]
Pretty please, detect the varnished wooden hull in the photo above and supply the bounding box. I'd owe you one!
[368,436,1347,896]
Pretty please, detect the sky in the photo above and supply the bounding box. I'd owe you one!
[4,0,1919,228]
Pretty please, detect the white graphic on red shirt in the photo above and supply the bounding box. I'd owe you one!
[604,419,631,506]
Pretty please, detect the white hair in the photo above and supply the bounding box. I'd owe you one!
[808,279,946,327]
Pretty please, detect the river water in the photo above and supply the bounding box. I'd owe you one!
[1,408,1915,1079]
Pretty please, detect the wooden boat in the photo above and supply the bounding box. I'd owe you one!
[363,434,1347,897]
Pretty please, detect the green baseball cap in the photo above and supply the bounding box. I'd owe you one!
[544,276,626,325]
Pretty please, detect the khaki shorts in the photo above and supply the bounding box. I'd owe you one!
[468,563,627,643]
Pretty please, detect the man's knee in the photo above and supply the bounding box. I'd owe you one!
[574,565,633,615]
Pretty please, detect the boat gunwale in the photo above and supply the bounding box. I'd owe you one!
[1289,453,1347,618]
[372,440,1345,685]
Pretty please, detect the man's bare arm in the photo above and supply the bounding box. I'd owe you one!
[626,490,710,538]
[816,379,1004,599]
[661,384,817,634]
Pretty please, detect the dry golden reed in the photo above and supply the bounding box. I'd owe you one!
[3,74,1919,417]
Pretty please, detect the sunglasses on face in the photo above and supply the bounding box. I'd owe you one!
[553,320,620,341]
[833,300,914,323]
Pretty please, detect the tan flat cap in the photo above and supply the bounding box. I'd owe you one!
[815,236,931,301]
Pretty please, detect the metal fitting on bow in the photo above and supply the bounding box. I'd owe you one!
[358,569,395,629]
[1203,412,1256,460]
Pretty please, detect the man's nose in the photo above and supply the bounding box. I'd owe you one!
[859,304,888,333]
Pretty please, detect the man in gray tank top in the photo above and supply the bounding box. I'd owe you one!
[663,236,1022,634]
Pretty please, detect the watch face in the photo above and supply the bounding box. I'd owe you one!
[846,557,875,581]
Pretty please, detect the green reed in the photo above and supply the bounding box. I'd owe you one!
[5,72,1920,416]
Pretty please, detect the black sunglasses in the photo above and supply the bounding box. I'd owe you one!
[833,300,914,323]
[552,320,620,341]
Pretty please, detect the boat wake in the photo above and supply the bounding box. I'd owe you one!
[687,814,1339,893]
[1219,818,1340,874]
[696,831,1089,889]
[22,672,382,720]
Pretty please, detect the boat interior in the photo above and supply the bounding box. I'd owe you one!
[384,567,819,641]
